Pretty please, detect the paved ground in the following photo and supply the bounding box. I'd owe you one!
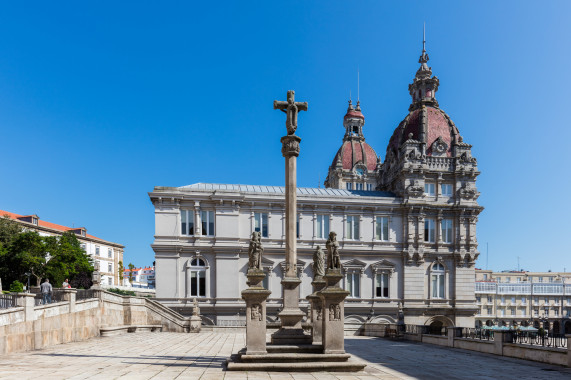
[0,332,570,379]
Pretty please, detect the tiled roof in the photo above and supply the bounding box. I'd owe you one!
[178,183,394,197]
[0,209,103,241]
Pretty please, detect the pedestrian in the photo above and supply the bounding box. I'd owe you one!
[62,279,70,288]
[40,278,52,304]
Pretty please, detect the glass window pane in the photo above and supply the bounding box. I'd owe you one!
[317,215,322,239]
[346,274,353,295]
[199,271,206,297]
[181,211,187,235]
[191,271,197,296]
[432,275,437,297]
[324,216,329,236]
[354,273,360,297]
[255,213,261,232]
[354,218,359,240]
[262,213,268,237]
[347,217,352,239]
[439,275,445,298]
[383,218,389,241]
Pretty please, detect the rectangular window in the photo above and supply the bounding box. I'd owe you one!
[108,263,113,273]
[545,297,549,304]
[316,215,330,239]
[441,183,453,196]
[500,296,505,304]
[522,297,526,304]
[375,273,389,298]
[366,183,372,191]
[476,296,481,303]
[487,296,493,303]
[108,278,112,285]
[431,273,444,298]
[511,296,516,304]
[254,213,268,238]
[499,309,505,317]
[487,307,492,315]
[424,219,435,242]
[81,244,86,251]
[108,248,112,258]
[505,277,511,283]
[95,246,100,256]
[510,308,515,316]
[483,274,488,280]
[375,216,389,241]
[191,270,206,297]
[346,216,359,240]
[538,277,543,283]
[441,219,453,243]
[346,272,360,298]
[534,308,538,317]
[554,309,559,317]
[544,308,549,316]
[424,183,435,196]
[201,210,214,236]
[346,183,353,190]
[181,210,195,235]
[355,183,363,190]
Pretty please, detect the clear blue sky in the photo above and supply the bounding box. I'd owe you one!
[1,1,569,272]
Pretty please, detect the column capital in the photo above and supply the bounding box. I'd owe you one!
[281,135,301,157]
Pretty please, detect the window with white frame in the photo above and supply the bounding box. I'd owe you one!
[376,216,389,241]
[522,297,526,304]
[375,272,389,298]
[181,210,195,235]
[431,263,445,298]
[346,183,353,190]
[316,214,330,239]
[441,219,453,243]
[544,308,549,316]
[254,213,268,238]
[201,210,214,236]
[108,263,113,273]
[424,183,435,196]
[345,271,360,298]
[346,216,359,240]
[80,243,86,251]
[554,308,559,317]
[424,219,435,242]
[95,246,100,256]
[533,308,538,317]
[356,183,363,190]
[487,307,492,315]
[189,258,206,297]
[511,296,516,304]
[366,183,373,191]
[441,183,453,196]
[510,308,515,316]
[499,309,505,317]
[108,278,112,285]
[108,248,112,258]
[487,295,493,303]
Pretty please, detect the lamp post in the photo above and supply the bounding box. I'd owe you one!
[24,272,31,293]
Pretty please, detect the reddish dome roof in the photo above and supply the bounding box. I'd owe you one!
[344,109,365,120]
[332,140,378,172]
[387,106,460,157]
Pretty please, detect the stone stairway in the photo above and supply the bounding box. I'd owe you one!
[226,344,367,372]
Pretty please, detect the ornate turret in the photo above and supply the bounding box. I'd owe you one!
[324,100,380,190]
[408,32,439,111]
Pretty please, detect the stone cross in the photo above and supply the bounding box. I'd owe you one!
[273,90,308,135]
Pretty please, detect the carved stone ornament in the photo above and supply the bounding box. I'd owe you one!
[406,180,424,198]
[459,151,477,164]
[316,306,322,320]
[326,232,341,270]
[273,90,308,136]
[458,183,480,200]
[251,303,263,321]
[248,231,264,270]
[281,135,301,157]
[431,136,448,156]
[329,304,341,321]
[313,246,326,279]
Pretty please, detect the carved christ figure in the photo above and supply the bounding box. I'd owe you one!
[326,231,340,270]
[273,90,308,135]
[313,246,325,278]
[248,231,263,270]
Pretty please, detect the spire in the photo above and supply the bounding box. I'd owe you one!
[347,99,354,112]
[408,23,439,111]
[355,100,361,111]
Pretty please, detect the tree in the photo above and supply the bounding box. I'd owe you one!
[0,215,23,246]
[117,261,124,285]
[44,232,94,287]
[128,263,135,283]
[12,231,48,286]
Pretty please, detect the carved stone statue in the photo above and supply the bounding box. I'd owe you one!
[273,90,308,135]
[248,231,263,270]
[193,297,200,317]
[313,246,325,279]
[326,232,341,270]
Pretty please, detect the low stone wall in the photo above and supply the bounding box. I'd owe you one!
[0,290,190,355]
[503,343,567,367]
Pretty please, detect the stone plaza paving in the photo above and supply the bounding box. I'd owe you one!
[0,332,570,379]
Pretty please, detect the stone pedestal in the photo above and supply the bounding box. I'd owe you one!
[242,269,271,354]
[319,270,349,354]
[190,298,201,333]
[306,278,326,344]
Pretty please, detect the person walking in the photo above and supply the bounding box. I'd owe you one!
[62,279,70,289]
[41,278,52,304]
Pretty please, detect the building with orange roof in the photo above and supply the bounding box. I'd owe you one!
[123,266,155,289]
[0,209,124,286]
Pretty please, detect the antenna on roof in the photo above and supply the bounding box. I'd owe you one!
[423,22,426,52]
[318,173,320,188]
[349,89,352,102]
[357,67,360,102]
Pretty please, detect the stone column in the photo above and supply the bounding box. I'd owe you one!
[319,269,349,354]
[242,269,271,354]
[16,293,36,322]
[60,289,77,313]
[306,277,326,344]
[272,135,310,345]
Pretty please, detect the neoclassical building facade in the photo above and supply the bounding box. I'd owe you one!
[150,43,482,329]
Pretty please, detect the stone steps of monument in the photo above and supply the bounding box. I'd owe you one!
[265,344,323,354]
[240,352,351,362]
[226,360,366,372]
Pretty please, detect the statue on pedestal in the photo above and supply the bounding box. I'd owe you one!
[326,232,340,270]
[248,231,264,271]
[313,246,325,279]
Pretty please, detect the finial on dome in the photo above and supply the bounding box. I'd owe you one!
[419,22,429,68]
[347,99,354,112]
[356,100,361,111]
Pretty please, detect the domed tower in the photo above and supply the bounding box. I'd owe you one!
[324,100,381,190]
[379,36,482,270]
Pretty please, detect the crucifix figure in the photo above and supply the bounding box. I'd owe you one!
[273,90,308,135]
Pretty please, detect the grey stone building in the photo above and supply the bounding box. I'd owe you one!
[149,42,482,330]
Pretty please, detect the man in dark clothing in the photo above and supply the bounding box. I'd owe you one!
[40,279,52,304]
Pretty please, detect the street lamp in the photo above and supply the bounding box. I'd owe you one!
[24,272,31,293]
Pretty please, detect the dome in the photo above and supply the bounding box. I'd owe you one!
[344,109,365,120]
[332,140,378,172]
[387,106,460,158]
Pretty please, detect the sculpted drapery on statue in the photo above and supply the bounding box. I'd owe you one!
[313,246,325,279]
[273,90,308,135]
[326,232,341,270]
[248,231,264,271]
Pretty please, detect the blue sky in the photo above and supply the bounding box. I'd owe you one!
[1,1,569,272]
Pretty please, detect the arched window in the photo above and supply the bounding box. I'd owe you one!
[188,258,206,297]
[431,263,445,299]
